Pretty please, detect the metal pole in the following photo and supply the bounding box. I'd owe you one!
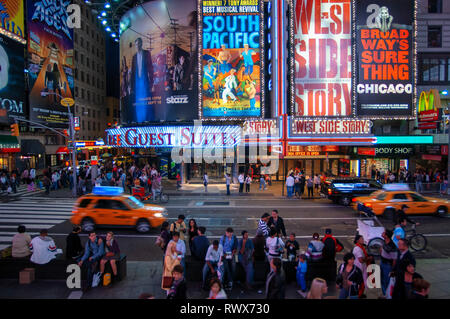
[69,113,77,198]
[448,107,450,194]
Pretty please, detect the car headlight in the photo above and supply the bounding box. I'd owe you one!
[154,213,163,218]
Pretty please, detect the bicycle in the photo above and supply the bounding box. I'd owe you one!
[405,224,427,252]
[132,186,169,203]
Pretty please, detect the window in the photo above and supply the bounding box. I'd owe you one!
[392,193,408,201]
[419,54,450,84]
[106,108,110,116]
[87,91,90,102]
[74,33,78,43]
[428,26,442,48]
[80,37,84,48]
[86,74,90,85]
[75,86,79,97]
[428,0,443,13]
[81,54,84,65]
[376,192,387,201]
[74,68,78,80]
[81,71,84,82]
[78,199,92,208]
[87,121,90,130]
[86,41,90,51]
[45,135,58,145]
[110,200,129,210]
[86,57,89,68]
[74,50,78,61]
[410,193,427,202]
[93,122,96,131]
[94,200,113,209]
[81,88,85,99]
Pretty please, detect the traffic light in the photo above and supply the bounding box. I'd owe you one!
[10,123,19,136]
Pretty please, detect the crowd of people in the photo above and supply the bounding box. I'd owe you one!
[153,209,430,299]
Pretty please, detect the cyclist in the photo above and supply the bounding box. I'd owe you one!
[394,205,420,226]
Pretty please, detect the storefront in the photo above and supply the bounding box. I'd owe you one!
[17,139,45,171]
[0,135,20,171]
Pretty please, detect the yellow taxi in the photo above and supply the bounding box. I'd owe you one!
[71,186,168,233]
[352,184,449,218]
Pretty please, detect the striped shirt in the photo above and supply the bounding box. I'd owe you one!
[257,219,270,237]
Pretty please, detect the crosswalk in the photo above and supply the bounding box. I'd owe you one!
[1,184,45,198]
[0,198,75,250]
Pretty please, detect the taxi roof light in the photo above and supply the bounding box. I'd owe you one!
[382,183,410,191]
[92,186,124,196]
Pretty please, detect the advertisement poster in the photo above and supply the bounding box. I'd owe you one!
[119,0,198,123]
[292,0,352,117]
[0,34,25,120]
[355,0,414,117]
[0,0,25,41]
[27,0,74,128]
[200,0,263,118]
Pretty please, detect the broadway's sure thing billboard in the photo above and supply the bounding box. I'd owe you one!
[119,0,198,123]
[292,0,352,117]
[355,0,414,117]
[0,0,25,41]
[200,0,263,118]
[27,0,74,127]
[0,34,25,119]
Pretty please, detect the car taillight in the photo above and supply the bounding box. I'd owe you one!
[364,203,372,208]
[352,198,357,202]
[328,188,332,195]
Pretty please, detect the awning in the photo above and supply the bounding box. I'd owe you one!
[0,135,20,153]
[20,139,45,155]
[56,146,69,154]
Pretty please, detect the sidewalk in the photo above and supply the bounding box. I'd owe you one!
[1,258,449,299]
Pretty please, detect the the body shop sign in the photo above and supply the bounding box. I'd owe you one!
[292,119,372,135]
[106,126,241,148]
[375,146,413,156]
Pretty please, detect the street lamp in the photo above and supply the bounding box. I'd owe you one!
[40,91,77,198]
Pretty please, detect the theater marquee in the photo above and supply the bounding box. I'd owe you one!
[291,119,372,135]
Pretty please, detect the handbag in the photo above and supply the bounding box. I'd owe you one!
[162,276,173,289]
[155,235,165,249]
[92,272,102,288]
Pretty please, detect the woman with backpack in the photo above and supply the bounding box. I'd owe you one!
[336,252,363,299]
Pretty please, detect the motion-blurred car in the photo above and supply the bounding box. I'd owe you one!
[324,178,383,206]
[353,184,449,218]
[71,186,168,233]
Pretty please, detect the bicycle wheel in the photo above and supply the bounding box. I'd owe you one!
[367,237,384,257]
[409,234,427,252]
[159,193,169,203]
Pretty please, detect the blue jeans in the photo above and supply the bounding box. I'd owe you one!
[416,181,423,193]
[339,288,358,299]
[260,180,265,190]
[287,186,294,198]
[380,261,392,296]
[296,271,306,291]
[222,258,236,285]
[202,262,218,286]
[238,255,254,285]
[226,184,230,195]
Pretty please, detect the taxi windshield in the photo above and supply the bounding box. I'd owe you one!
[375,191,387,201]
[125,196,144,209]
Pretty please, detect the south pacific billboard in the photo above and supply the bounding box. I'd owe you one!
[27,0,74,128]
[292,0,352,117]
[200,0,263,118]
[0,34,25,120]
[0,0,25,41]
[355,0,415,117]
[119,0,198,123]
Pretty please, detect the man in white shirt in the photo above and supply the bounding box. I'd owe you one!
[225,173,231,196]
[202,240,223,288]
[238,173,245,193]
[169,232,186,271]
[285,174,295,198]
[266,228,285,263]
[30,229,58,265]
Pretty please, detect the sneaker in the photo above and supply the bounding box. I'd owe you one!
[297,290,307,298]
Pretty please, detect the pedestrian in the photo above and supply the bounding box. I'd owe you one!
[265,228,285,263]
[257,213,271,238]
[294,173,301,198]
[203,172,209,193]
[306,233,324,262]
[188,219,198,254]
[393,261,423,300]
[99,231,121,278]
[225,173,231,195]
[265,257,285,299]
[169,232,186,270]
[170,214,187,241]
[167,265,187,299]
[208,277,227,299]
[409,278,430,299]
[313,174,321,193]
[66,225,83,261]
[238,230,254,290]
[296,253,307,297]
[245,174,252,193]
[78,232,104,290]
[30,229,58,265]
[176,172,181,190]
[12,225,31,259]
[306,176,314,198]
[394,205,419,226]
[392,239,416,299]
[285,233,299,262]
[393,218,407,248]
[336,252,363,299]
[162,241,181,292]
[321,228,344,264]
[219,227,238,290]
[415,170,424,193]
[259,174,266,191]
[307,278,328,299]
[252,231,267,262]
[380,229,398,297]
[352,234,373,298]
[285,173,295,198]
[191,226,210,261]
[238,172,245,193]
[159,221,171,253]
[267,209,287,239]
[202,240,223,290]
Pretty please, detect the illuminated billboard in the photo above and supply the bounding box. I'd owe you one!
[0,34,25,120]
[200,0,264,118]
[27,0,74,128]
[291,0,352,117]
[0,0,25,42]
[119,0,198,123]
[354,0,415,117]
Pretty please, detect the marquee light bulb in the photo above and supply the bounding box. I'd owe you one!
[101,11,107,17]
[105,3,111,9]
[102,20,107,25]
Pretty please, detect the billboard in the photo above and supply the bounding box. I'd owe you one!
[0,0,25,42]
[27,0,74,128]
[355,0,415,117]
[119,0,198,123]
[0,34,25,120]
[292,0,352,117]
[200,0,263,118]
